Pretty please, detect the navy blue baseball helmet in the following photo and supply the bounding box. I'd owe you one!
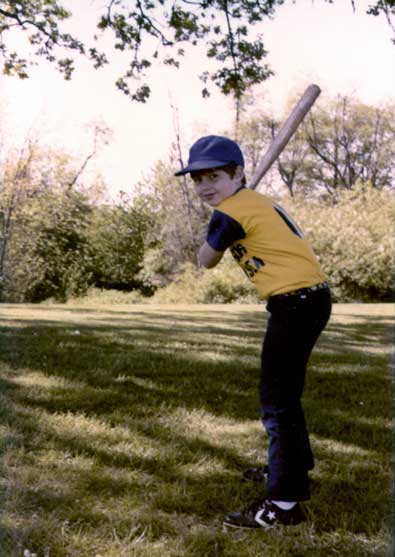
[175,135,244,176]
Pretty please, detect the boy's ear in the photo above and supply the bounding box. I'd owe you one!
[235,165,245,181]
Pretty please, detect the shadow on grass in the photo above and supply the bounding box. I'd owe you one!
[0,307,393,554]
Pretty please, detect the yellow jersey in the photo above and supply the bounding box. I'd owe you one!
[208,188,326,299]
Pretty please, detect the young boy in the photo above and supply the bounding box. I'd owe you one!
[175,135,332,530]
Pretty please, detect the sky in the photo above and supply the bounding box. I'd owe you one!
[0,0,394,200]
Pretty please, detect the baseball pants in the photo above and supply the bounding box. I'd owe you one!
[260,285,332,501]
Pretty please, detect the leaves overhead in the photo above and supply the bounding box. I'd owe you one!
[88,0,280,101]
[0,0,84,79]
[0,1,393,101]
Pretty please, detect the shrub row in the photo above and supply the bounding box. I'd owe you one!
[284,185,394,302]
[68,184,393,305]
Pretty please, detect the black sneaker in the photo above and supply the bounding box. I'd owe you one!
[223,499,306,530]
[242,465,269,483]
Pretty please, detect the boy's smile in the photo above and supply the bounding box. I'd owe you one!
[191,167,243,207]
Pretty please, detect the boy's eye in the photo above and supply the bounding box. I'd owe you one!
[191,170,220,183]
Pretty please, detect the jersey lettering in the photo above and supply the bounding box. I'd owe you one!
[242,256,265,278]
[230,242,247,262]
[252,256,264,269]
[231,243,265,277]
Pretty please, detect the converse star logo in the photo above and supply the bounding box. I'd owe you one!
[255,507,276,528]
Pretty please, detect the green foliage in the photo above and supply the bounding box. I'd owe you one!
[6,191,157,303]
[0,142,156,302]
[11,188,95,303]
[0,147,99,303]
[88,201,154,293]
[0,0,84,79]
[280,183,394,301]
[139,247,176,289]
[62,286,145,305]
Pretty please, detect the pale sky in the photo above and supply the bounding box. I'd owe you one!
[0,0,394,199]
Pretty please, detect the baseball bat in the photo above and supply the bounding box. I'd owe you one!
[248,84,321,190]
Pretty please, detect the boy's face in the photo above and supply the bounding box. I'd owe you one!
[190,166,243,207]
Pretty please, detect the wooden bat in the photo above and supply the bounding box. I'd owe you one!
[248,84,321,190]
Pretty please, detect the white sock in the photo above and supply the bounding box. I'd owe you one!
[271,500,297,510]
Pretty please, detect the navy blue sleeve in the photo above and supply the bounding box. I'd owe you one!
[206,210,245,252]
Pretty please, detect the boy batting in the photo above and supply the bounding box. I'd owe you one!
[175,134,332,529]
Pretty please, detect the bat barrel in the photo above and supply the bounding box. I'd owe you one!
[248,84,321,190]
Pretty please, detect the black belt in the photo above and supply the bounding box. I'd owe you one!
[272,281,330,300]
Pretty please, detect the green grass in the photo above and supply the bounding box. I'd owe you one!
[0,303,393,557]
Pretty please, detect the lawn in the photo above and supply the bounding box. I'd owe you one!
[0,303,393,557]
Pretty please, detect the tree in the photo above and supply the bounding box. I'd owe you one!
[236,95,395,197]
[236,110,274,175]
[302,96,395,195]
[171,101,201,265]
[20,188,95,302]
[366,0,395,45]
[134,148,211,288]
[0,119,109,284]
[0,1,84,79]
[0,1,393,103]
[88,196,154,293]
[2,153,156,302]
[0,139,38,287]
[1,150,98,302]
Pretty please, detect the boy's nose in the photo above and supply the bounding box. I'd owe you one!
[199,177,211,188]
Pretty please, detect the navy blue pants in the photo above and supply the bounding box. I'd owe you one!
[260,286,332,502]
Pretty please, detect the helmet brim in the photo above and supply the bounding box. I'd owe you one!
[174,159,230,176]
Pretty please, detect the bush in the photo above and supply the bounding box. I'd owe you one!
[6,190,95,303]
[62,287,145,306]
[281,184,394,302]
[148,258,259,304]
